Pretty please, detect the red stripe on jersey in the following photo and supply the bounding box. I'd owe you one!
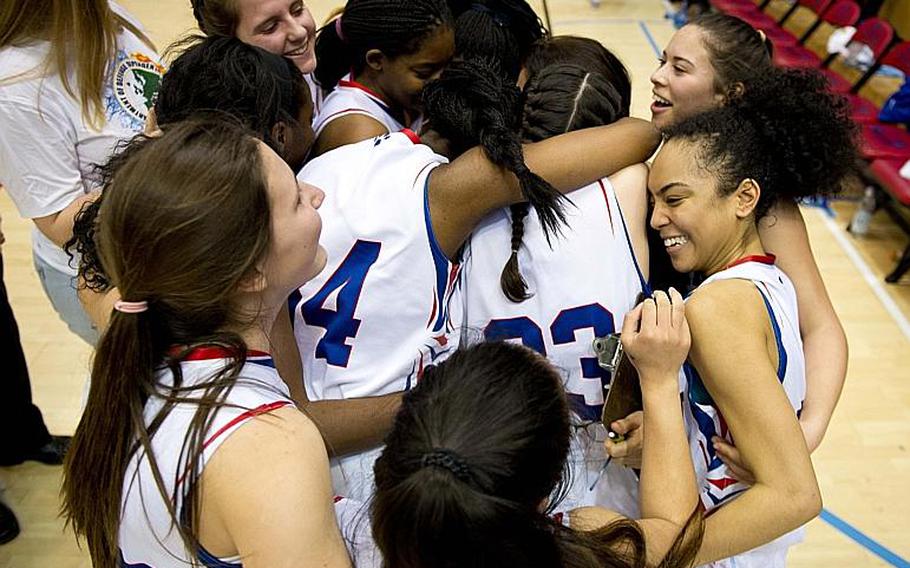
[171,346,271,361]
[176,401,293,486]
[707,476,741,491]
[338,78,389,105]
[426,291,439,329]
[334,495,345,503]
[202,401,292,450]
[400,128,421,145]
[597,179,615,234]
[724,254,776,270]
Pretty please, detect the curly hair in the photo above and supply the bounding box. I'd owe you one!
[664,68,859,219]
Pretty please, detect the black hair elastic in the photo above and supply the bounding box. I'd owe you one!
[421,448,474,482]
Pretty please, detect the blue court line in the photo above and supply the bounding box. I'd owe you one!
[638,20,663,58]
[820,509,910,567]
[801,196,837,217]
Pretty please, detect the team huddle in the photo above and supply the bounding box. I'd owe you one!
[0,0,861,566]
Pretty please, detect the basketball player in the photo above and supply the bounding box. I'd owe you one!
[310,0,454,155]
[281,59,660,500]
[451,62,648,515]
[648,67,857,566]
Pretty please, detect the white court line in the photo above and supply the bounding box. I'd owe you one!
[816,208,910,342]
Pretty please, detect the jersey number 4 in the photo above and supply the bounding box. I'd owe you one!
[301,240,381,367]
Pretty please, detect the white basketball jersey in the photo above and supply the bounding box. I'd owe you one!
[313,73,406,138]
[119,349,293,567]
[304,72,325,119]
[450,177,647,513]
[684,257,806,567]
[294,132,456,500]
[293,131,456,400]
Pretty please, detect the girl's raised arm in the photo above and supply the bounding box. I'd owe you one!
[429,117,660,258]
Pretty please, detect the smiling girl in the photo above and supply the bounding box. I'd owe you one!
[62,118,351,568]
[648,67,857,566]
[191,0,323,112]
[608,13,850,471]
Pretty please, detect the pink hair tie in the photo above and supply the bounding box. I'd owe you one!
[334,16,345,42]
[114,300,149,314]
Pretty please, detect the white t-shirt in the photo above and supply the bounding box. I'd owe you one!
[0,2,163,274]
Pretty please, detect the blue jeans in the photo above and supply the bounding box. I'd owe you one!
[32,254,98,346]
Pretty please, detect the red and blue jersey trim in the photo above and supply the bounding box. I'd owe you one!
[170,345,275,370]
[337,77,396,119]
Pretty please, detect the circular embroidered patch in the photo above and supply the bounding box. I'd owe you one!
[113,52,165,124]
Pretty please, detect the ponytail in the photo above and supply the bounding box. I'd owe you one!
[63,310,156,568]
[313,15,353,89]
[501,203,531,302]
[372,342,705,567]
[495,64,624,303]
[61,120,274,567]
[423,58,569,242]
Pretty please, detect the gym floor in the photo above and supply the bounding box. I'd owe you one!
[0,1,908,566]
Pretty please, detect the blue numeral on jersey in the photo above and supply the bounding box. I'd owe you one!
[551,304,615,421]
[483,316,547,355]
[301,240,381,367]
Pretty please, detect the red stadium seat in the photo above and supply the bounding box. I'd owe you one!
[712,0,764,13]
[871,159,910,206]
[734,0,833,49]
[868,159,910,282]
[773,0,862,67]
[843,42,910,124]
[860,123,910,160]
[828,18,895,92]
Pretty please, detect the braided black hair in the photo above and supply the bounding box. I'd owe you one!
[422,58,568,263]
[500,64,625,303]
[664,67,859,219]
[454,0,548,82]
[313,0,453,90]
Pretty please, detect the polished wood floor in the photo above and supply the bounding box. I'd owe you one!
[1,1,908,566]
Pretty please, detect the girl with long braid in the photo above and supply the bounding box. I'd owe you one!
[310,0,455,155]
[451,61,649,515]
[452,0,548,82]
[281,59,660,500]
